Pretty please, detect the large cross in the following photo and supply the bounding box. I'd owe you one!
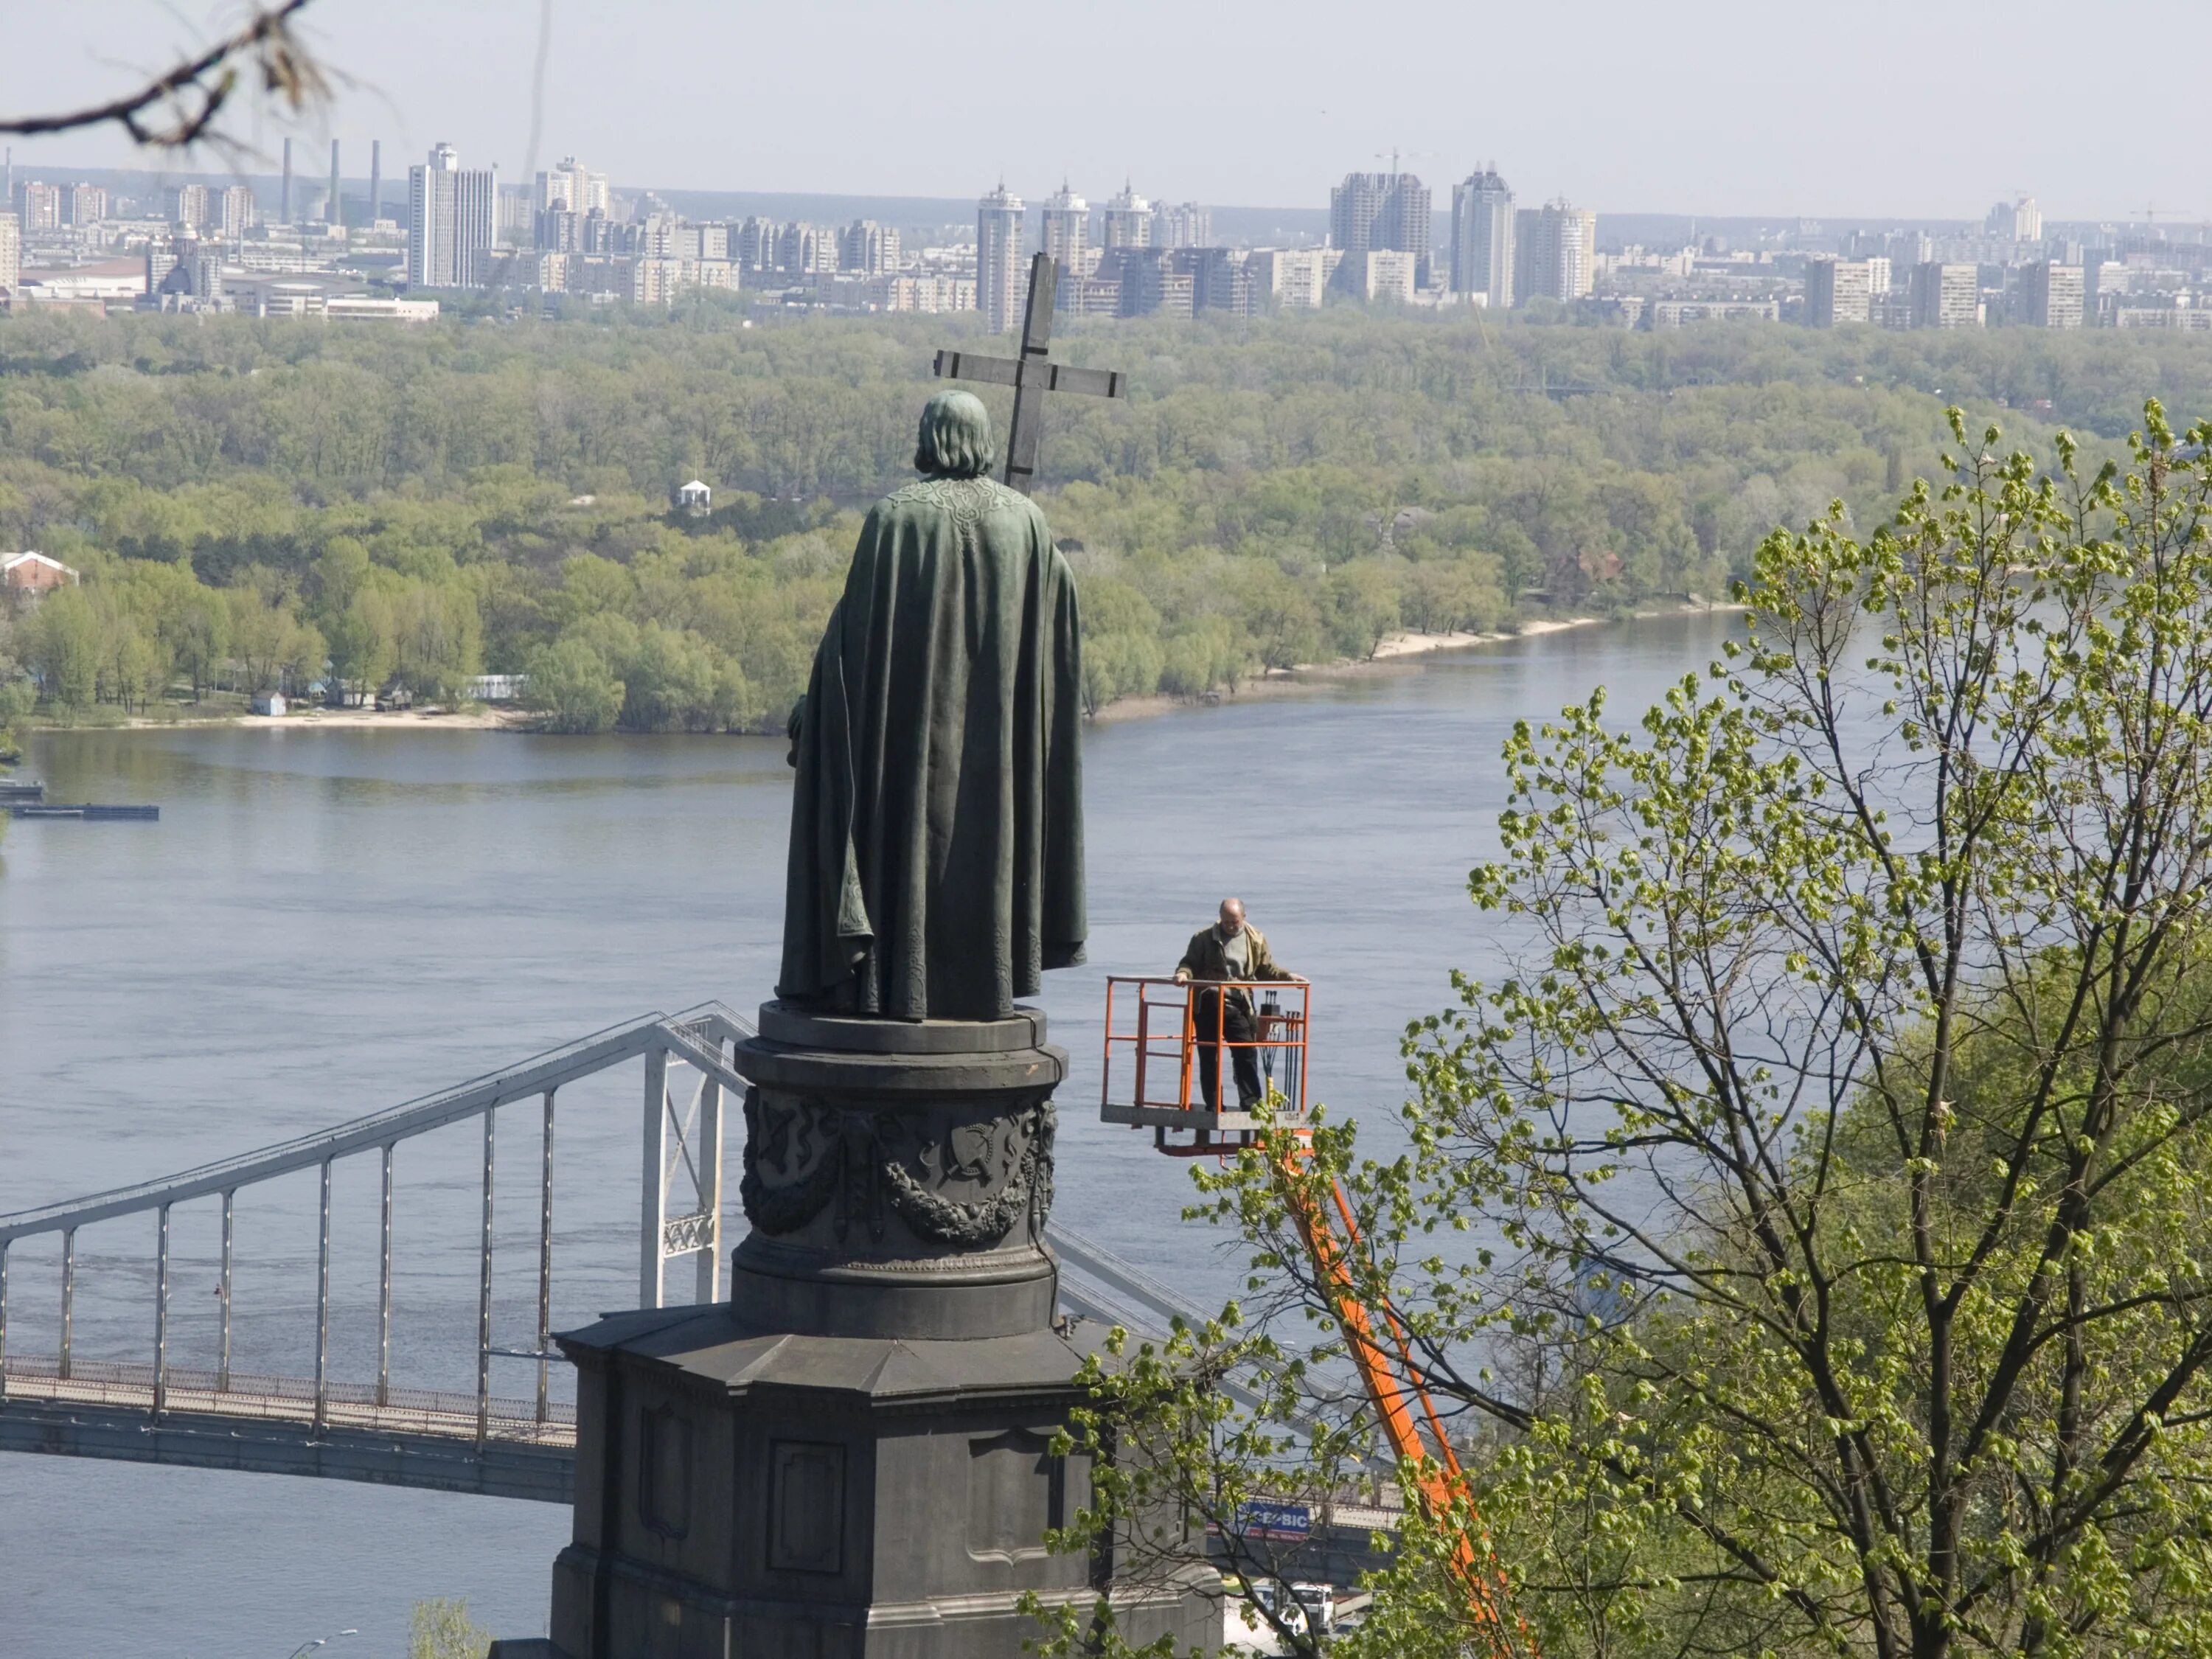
[933,251,1125,495]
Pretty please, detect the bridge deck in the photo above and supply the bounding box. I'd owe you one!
[0,1355,576,1503]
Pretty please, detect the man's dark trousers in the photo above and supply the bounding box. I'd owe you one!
[1194,986,1264,1110]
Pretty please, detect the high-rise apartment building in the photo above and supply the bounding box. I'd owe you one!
[408,142,498,289]
[63,183,107,227]
[1804,257,1875,327]
[1100,183,1152,251]
[1377,177,1431,285]
[839,220,899,276]
[1247,247,1340,310]
[1122,249,1195,319]
[776,221,838,276]
[1513,200,1596,303]
[1450,167,1514,306]
[1360,248,1417,303]
[219,184,257,241]
[977,182,1026,333]
[1155,201,1211,249]
[537,157,609,217]
[735,217,778,272]
[2020,260,2084,329]
[164,184,212,230]
[1331,171,1433,292]
[0,214,18,296]
[1908,261,1980,328]
[1191,247,1255,316]
[1040,184,1089,277]
[1986,195,2042,243]
[1330,172,1387,260]
[15,181,60,233]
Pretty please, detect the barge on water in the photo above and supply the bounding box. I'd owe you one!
[9,803,160,821]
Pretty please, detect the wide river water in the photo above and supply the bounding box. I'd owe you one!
[0,612,1736,1658]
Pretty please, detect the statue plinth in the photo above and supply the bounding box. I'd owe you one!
[542,1006,1217,1659]
[728,1002,1062,1340]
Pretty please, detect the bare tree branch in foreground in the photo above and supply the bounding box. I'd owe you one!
[0,1,328,150]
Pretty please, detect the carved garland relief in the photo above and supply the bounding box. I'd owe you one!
[740,1086,1056,1248]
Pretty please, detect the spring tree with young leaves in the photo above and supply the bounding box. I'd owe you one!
[1044,403,2212,1659]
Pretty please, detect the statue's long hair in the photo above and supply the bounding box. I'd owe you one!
[914,389,997,479]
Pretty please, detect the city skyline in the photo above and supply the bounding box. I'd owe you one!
[0,0,2200,223]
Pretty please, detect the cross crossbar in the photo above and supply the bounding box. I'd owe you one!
[931,351,1124,403]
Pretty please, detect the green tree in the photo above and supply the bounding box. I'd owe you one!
[619,622,721,731]
[167,583,232,701]
[1239,566,1324,672]
[227,586,300,697]
[325,588,399,706]
[1326,560,1405,659]
[1083,630,1166,712]
[528,636,625,734]
[1050,406,2212,1659]
[407,1597,491,1659]
[390,581,482,700]
[24,588,101,708]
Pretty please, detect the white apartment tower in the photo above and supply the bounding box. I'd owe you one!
[1805,258,1876,327]
[0,214,18,296]
[218,184,257,241]
[408,142,498,289]
[1909,261,1980,329]
[2020,260,2084,328]
[1040,184,1089,275]
[1100,183,1153,251]
[977,182,1027,333]
[1450,167,1514,307]
[537,156,609,216]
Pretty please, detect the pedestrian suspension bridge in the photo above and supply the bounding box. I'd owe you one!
[0,1002,1300,1513]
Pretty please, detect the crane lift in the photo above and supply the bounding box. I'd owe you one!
[1099,976,1524,1655]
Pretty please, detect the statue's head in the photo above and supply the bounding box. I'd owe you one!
[914,389,996,479]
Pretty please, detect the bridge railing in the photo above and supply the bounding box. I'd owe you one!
[0,1001,754,1443]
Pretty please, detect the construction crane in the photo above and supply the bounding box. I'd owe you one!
[1100,976,1524,1656]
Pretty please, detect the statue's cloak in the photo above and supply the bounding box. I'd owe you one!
[777,474,1086,1020]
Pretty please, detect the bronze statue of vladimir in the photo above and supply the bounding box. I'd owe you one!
[777,389,1086,1022]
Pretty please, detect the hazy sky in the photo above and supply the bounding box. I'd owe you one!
[1,1,2195,221]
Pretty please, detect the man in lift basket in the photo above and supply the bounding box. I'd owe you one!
[1172,897,1301,1112]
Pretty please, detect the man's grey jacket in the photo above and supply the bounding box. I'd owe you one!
[1175,923,1295,1015]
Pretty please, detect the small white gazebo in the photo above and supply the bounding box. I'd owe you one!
[677,479,712,513]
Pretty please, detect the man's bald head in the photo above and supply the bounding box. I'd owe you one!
[1219,897,1245,936]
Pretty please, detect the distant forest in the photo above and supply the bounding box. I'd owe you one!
[3,299,2208,731]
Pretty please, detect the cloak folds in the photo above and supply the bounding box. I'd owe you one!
[776,474,1086,1021]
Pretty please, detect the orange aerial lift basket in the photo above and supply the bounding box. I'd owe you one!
[1099,975,1310,1155]
[1099,975,1527,1658]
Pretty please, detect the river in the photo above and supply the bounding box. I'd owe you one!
[0,612,1737,1658]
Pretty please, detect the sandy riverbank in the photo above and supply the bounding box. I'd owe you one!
[234,703,538,731]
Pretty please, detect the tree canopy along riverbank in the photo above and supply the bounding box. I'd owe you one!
[6,299,2212,731]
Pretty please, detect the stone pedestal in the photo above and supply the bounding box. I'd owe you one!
[543,1005,1218,1659]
